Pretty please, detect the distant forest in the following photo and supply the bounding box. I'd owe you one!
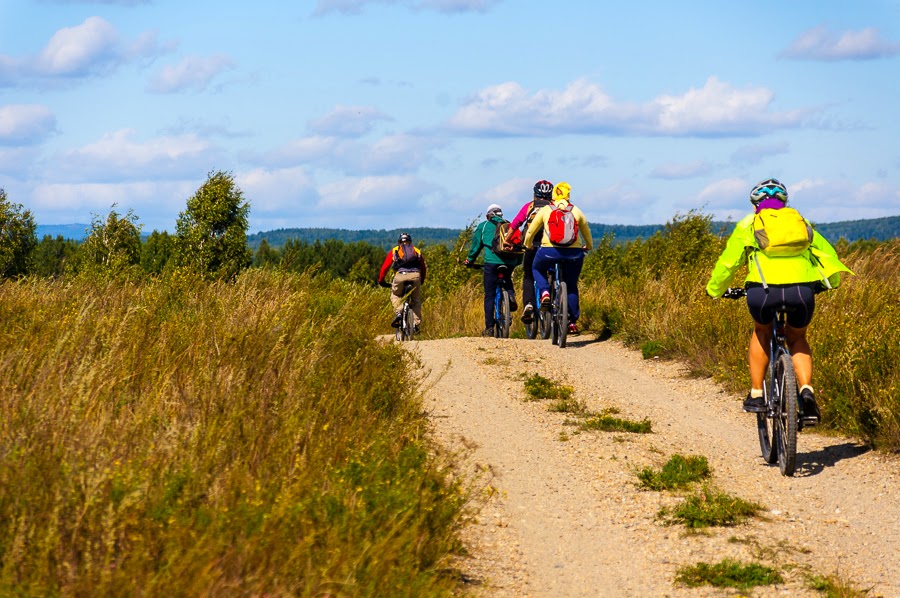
[38,214,900,249]
[244,215,900,249]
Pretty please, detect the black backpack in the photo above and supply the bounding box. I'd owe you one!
[524,198,551,246]
[491,220,525,259]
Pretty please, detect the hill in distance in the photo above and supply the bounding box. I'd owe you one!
[38,214,900,248]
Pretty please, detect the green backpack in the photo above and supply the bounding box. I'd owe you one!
[752,207,813,257]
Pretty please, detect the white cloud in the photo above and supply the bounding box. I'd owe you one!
[313,0,499,15]
[730,141,791,165]
[147,55,235,93]
[41,0,149,5]
[780,25,900,61]
[650,160,713,180]
[237,166,318,216]
[790,178,900,222]
[0,105,57,145]
[36,16,121,76]
[0,17,172,88]
[51,129,223,182]
[318,175,432,211]
[415,0,499,13]
[447,77,809,138]
[307,105,392,137]
[694,177,750,221]
[261,132,443,176]
[29,179,196,231]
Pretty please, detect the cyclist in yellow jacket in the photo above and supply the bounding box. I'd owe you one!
[706,178,852,425]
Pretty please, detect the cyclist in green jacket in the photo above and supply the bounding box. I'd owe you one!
[706,178,852,425]
[464,204,522,337]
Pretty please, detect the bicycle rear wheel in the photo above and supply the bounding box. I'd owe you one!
[498,289,510,338]
[402,303,415,341]
[556,281,568,348]
[775,353,798,476]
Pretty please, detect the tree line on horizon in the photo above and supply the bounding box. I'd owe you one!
[7,175,899,283]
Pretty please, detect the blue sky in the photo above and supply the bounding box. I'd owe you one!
[1,0,899,234]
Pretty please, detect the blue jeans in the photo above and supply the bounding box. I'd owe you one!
[533,247,584,322]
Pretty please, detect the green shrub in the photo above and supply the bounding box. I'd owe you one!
[637,454,711,491]
[661,485,763,528]
[676,559,783,589]
[523,373,575,402]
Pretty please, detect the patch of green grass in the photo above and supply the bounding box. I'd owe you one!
[637,454,711,491]
[640,340,666,359]
[578,414,652,434]
[523,373,574,402]
[808,573,870,597]
[548,397,586,414]
[661,485,763,528]
[675,558,782,590]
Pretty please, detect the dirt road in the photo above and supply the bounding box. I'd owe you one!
[411,335,900,597]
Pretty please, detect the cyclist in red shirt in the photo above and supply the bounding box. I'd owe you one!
[377,232,426,331]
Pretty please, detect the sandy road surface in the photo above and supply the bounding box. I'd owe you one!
[408,335,900,597]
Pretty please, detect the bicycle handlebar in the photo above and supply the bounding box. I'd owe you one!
[722,287,747,300]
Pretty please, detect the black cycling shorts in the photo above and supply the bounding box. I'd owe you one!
[745,283,816,328]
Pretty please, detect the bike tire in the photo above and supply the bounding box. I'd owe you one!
[402,303,415,341]
[776,352,798,476]
[757,376,777,464]
[524,313,538,339]
[540,307,552,339]
[498,290,510,338]
[557,281,568,348]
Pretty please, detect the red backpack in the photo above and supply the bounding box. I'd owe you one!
[546,203,578,246]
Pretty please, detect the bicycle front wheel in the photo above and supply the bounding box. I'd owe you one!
[757,373,777,464]
[556,281,568,348]
[496,290,510,338]
[775,352,798,476]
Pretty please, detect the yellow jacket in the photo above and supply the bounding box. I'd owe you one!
[706,212,853,297]
[524,199,594,250]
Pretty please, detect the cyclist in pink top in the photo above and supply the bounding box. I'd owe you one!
[509,180,554,323]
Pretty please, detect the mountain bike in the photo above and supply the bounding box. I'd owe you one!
[547,262,568,348]
[723,287,800,476]
[395,280,417,342]
[466,263,512,338]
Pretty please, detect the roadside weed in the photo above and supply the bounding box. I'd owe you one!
[660,485,763,528]
[637,454,711,491]
[808,573,871,597]
[578,413,652,434]
[523,373,574,402]
[675,558,783,590]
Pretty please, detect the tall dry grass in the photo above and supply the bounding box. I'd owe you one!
[576,231,900,451]
[0,270,465,595]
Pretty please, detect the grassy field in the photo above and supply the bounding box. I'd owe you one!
[0,270,465,595]
[2,217,897,594]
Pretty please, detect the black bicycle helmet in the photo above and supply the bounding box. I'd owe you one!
[533,179,553,200]
[398,232,412,244]
[749,178,788,206]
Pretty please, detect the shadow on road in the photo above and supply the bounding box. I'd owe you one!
[794,441,870,477]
